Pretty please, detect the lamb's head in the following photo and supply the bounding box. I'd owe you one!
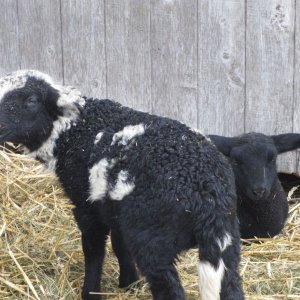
[0,70,84,152]
[209,132,300,202]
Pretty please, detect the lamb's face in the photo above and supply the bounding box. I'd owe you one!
[229,140,278,202]
[209,133,278,203]
[0,71,61,150]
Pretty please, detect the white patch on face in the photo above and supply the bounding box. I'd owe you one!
[109,170,135,201]
[88,158,115,202]
[111,124,145,146]
[217,233,232,252]
[3,70,86,170]
[0,70,56,102]
[0,73,26,102]
[94,132,104,145]
[198,259,225,300]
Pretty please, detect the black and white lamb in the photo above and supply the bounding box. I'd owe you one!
[209,133,300,239]
[0,70,244,300]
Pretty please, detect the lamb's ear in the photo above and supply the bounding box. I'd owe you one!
[208,135,237,156]
[56,86,85,118]
[271,133,300,154]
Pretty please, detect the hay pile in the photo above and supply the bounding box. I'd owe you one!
[0,148,299,300]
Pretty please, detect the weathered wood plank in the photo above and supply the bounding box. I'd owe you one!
[151,0,198,128]
[106,0,151,112]
[18,0,63,82]
[61,0,106,97]
[198,0,245,136]
[1,0,300,175]
[0,0,19,76]
[294,1,300,174]
[245,0,295,173]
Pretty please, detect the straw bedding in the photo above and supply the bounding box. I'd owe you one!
[0,147,299,299]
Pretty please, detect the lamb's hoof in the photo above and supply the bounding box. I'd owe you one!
[119,269,139,288]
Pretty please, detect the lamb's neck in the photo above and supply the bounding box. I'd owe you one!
[27,108,85,171]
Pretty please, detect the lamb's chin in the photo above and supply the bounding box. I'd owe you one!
[248,194,271,204]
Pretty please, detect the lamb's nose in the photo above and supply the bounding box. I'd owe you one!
[252,187,266,198]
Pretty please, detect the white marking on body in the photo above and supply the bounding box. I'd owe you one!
[88,158,115,202]
[28,114,77,170]
[94,132,104,144]
[56,85,85,113]
[190,127,203,135]
[198,259,226,300]
[263,167,266,180]
[109,170,135,201]
[29,115,82,170]
[111,124,145,146]
[190,127,211,142]
[206,135,212,142]
[217,233,232,252]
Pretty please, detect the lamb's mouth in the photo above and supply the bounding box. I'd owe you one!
[249,193,271,204]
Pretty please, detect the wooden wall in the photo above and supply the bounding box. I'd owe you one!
[1,0,299,173]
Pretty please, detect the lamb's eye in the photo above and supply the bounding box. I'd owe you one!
[24,95,38,110]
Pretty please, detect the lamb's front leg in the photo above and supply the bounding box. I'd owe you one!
[111,228,139,288]
[73,207,109,300]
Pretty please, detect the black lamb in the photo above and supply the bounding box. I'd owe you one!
[0,70,244,300]
[209,133,300,239]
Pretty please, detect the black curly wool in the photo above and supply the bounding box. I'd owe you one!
[238,178,288,239]
[54,99,243,299]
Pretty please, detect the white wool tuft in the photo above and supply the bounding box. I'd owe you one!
[111,124,145,146]
[198,259,226,300]
[109,170,135,201]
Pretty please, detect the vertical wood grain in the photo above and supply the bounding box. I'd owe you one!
[0,0,19,76]
[245,0,295,173]
[198,0,245,136]
[106,0,151,111]
[294,1,300,174]
[61,0,106,97]
[1,0,300,174]
[18,0,63,82]
[151,0,198,128]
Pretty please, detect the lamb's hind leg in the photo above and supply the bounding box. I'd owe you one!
[111,228,139,288]
[145,264,185,300]
[219,230,244,299]
[197,220,244,300]
[128,230,186,300]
